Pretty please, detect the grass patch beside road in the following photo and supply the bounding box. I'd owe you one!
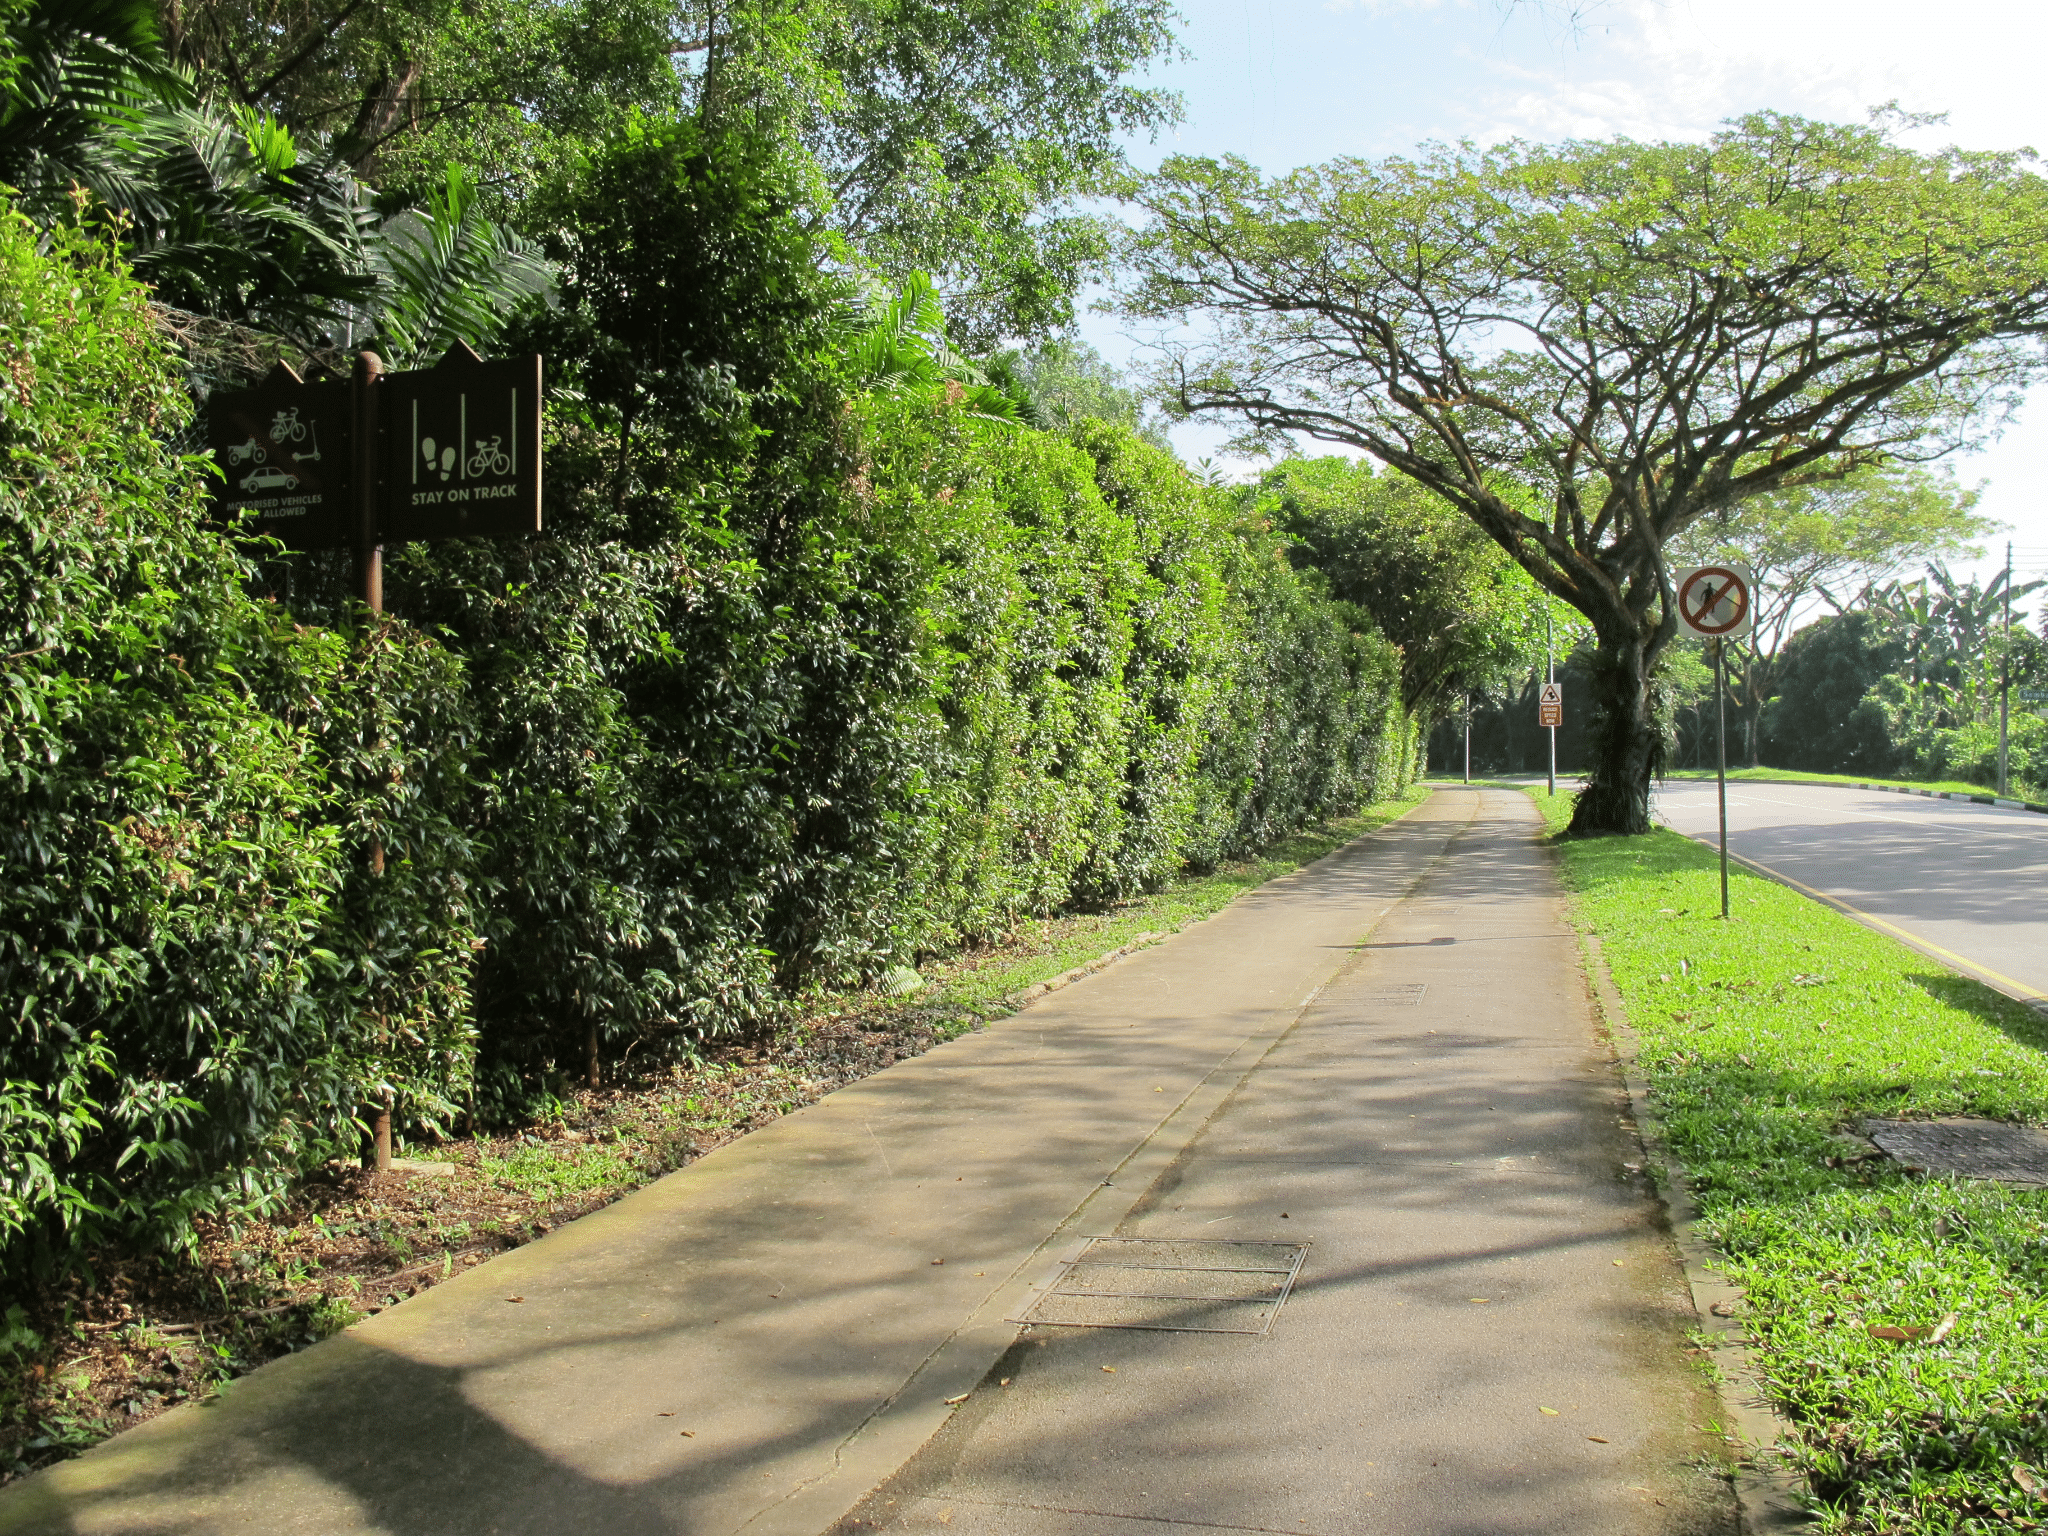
[1528,788,2048,1534]
[1657,766,2020,799]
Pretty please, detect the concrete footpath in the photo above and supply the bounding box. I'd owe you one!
[0,789,1734,1536]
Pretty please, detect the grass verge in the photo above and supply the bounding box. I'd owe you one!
[1655,766,2035,801]
[1528,787,2048,1535]
[0,784,1427,1487]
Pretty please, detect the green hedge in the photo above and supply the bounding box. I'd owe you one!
[0,132,1413,1278]
[0,213,477,1271]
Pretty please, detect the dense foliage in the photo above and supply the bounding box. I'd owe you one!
[154,0,1184,342]
[0,125,1413,1279]
[1241,456,1553,723]
[0,212,478,1272]
[1761,570,2046,792]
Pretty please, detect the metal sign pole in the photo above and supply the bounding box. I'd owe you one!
[1999,539,2012,799]
[1545,607,1556,797]
[1715,638,1730,920]
[353,351,393,1176]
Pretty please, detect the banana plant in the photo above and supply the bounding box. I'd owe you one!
[1864,563,2045,727]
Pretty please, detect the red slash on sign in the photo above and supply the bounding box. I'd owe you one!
[1674,564,1755,639]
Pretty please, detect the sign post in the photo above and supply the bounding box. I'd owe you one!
[1675,564,1755,920]
[1537,680,1562,796]
[352,351,393,1173]
[1544,606,1556,796]
[210,344,544,1174]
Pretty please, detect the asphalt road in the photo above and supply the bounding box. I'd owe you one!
[1652,780,2048,1008]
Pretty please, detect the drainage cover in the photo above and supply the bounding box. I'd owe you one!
[1016,1238,1308,1335]
[1359,984,1427,1006]
[1865,1118,2048,1186]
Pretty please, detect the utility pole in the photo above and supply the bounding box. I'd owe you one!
[1999,539,2013,800]
[1545,605,1556,798]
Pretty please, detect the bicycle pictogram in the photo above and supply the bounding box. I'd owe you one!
[268,406,308,444]
[467,435,512,477]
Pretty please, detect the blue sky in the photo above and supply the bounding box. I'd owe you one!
[1079,0,2048,591]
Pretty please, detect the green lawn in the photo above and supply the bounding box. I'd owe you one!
[1529,788,2048,1534]
[1656,766,2024,800]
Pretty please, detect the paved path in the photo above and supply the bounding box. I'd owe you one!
[841,789,1729,1536]
[0,790,1729,1536]
[1654,780,2048,1007]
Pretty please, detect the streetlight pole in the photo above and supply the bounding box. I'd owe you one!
[1999,539,2013,800]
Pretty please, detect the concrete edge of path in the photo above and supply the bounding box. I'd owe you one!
[1564,908,1813,1534]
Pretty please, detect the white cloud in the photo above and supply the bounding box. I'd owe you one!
[1460,0,2048,151]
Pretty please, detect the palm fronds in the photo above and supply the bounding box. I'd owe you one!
[369,164,553,369]
[843,271,1024,423]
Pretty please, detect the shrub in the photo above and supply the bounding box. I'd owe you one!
[0,210,475,1272]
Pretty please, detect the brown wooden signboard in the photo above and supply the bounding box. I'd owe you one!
[381,346,542,542]
[206,344,541,551]
[206,364,353,548]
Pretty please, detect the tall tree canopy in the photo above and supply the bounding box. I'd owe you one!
[1246,457,1552,720]
[1117,112,2048,833]
[161,0,1184,343]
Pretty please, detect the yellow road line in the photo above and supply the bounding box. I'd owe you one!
[1688,836,2048,1006]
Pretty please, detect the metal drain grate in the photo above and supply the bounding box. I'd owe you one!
[1865,1118,2048,1185]
[1015,1238,1308,1335]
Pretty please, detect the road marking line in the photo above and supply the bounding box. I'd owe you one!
[1689,839,2048,1005]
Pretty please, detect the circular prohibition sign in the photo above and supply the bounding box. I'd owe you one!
[1677,565,1751,637]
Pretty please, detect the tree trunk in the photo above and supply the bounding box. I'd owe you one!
[1565,624,1662,836]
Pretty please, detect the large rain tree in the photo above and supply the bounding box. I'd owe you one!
[1118,112,2048,834]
